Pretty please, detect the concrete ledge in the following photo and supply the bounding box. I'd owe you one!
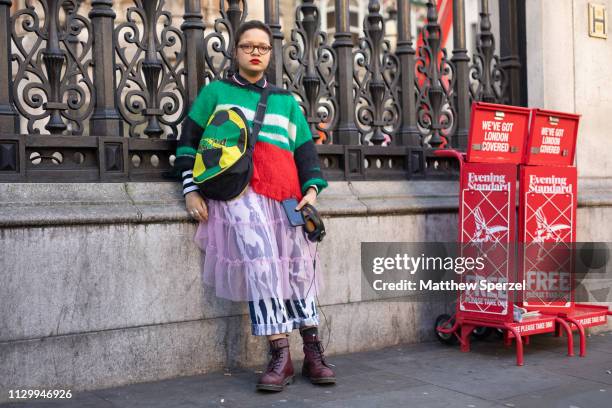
[577,177,612,207]
[2,178,612,228]
[0,183,185,227]
[0,180,460,228]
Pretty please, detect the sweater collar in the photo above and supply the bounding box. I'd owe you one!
[232,72,268,89]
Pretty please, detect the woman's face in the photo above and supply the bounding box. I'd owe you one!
[235,28,272,78]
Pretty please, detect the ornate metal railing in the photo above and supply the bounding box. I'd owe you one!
[0,0,525,183]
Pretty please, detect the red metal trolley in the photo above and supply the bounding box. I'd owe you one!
[432,103,590,366]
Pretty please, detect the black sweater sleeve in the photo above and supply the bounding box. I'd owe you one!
[176,116,205,196]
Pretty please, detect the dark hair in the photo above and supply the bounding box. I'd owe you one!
[233,20,273,50]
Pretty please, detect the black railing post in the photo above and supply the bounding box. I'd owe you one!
[89,0,123,137]
[395,0,419,146]
[0,0,18,133]
[424,3,442,148]
[297,0,322,140]
[332,0,358,145]
[141,0,164,138]
[451,0,469,149]
[182,0,206,105]
[226,0,243,38]
[364,1,386,146]
[499,0,522,106]
[224,0,244,78]
[475,0,495,102]
[62,0,81,134]
[470,0,506,104]
[43,0,68,134]
[416,1,455,149]
[264,0,283,86]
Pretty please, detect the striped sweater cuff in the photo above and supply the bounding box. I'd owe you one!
[307,185,319,194]
[181,170,200,196]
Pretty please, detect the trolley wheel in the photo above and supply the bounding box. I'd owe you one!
[472,327,493,340]
[435,314,458,345]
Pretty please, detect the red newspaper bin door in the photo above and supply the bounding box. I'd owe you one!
[458,163,517,323]
[520,166,577,243]
[524,109,580,167]
[519,165,577,312]
[467,102,531,164]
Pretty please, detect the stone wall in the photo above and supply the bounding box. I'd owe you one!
[0,180,456,401]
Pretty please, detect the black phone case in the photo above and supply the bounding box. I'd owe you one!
[281,198,305,226]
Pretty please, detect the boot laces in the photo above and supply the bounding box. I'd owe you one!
[306,340,327,364]
[267,348,284,371]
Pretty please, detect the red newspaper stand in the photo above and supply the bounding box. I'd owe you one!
[433,103,573,366]
[519,109,611,357]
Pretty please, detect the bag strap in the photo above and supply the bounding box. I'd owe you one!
[251,87,270,142]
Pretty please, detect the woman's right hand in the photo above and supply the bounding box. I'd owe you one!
[185,191,208,222]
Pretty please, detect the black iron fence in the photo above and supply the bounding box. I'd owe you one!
[0,0,526,183]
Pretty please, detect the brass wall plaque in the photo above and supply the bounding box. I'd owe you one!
[589,3,608,39]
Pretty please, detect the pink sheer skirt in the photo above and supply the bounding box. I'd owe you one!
[194,185,323,302]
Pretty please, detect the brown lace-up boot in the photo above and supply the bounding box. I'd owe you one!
[256,337,295,392]
[301,333,336,384]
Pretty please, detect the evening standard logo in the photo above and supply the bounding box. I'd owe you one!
[467,173,509,192]
[528,175,572,194]
[473,207,508,243]
[534,208,570,242]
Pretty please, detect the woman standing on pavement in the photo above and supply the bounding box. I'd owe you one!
[174,20,336,392]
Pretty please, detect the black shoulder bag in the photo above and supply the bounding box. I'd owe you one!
[193,87,270,201]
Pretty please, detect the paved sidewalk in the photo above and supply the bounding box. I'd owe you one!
[2,332,612,408]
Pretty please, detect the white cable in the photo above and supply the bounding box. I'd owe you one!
[304,236,331,352]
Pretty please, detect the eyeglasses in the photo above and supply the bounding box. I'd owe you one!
[237,43,273,55]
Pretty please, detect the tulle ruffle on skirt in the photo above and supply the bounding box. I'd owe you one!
[194,185,323,302]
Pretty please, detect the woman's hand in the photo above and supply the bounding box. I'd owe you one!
[185,191,208,222]
[296,187,317,210]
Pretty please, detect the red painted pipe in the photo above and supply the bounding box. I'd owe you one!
[432,149,465,171]
[565,317,586,357]
[555,317,574,357]
[505,325,524,366]
[436,320,460,334]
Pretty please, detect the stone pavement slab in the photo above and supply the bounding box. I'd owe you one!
[1,332,611,408]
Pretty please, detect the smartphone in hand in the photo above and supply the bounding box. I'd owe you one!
[281,198,305,226]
